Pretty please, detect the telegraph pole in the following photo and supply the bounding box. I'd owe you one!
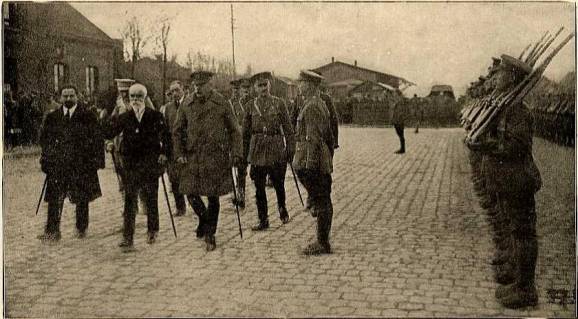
[230,4,236,78]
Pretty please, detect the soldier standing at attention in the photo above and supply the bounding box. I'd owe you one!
[172,71,242,251]
[468,54,542,309]
[293,70,335,255]
[391,92,409,154]
[242,72,295,231]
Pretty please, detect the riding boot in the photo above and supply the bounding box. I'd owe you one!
[498,237,538,308]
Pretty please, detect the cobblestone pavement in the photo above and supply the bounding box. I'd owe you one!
[4,127,575,318]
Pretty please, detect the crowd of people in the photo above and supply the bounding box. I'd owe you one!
[3,88,99,150]
[531,92,575,147]
[36,68,339,257]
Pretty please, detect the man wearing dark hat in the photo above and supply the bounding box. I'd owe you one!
[293,70,335,255]
[102,83,170,252]
[160,80,190,217]
[242,71,295,231]
[468,54,541,308]
[173,71,242,251]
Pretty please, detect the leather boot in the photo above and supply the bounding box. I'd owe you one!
[205,234,216,252]
[279,206,289,224]
[498,237,538,309]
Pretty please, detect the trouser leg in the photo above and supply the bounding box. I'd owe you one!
[123,188,138,242]
[204,196,220,236]
[187,194,206,236]
[46,198,64,234]
[75,201,89,233]
[394,124,405,151]
[316,174,333,246]
[270,163,288,218]
[143,178,159,234]
[237,165,247,204]
[172,180,186,212]
[251,166,269,223]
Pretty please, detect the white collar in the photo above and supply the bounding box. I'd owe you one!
[64,104,77,117]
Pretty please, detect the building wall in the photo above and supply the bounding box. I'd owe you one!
[3,2,120,96]
[318,64,379,84]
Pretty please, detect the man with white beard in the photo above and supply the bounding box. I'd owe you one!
[102,83,170,252]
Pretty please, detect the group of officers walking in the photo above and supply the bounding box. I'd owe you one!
[37,68,338,255]
[463,54,542,309]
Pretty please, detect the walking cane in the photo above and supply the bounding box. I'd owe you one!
[109,150,123,187]
[160,173,178,238]
[280,126,305,207]
[35,176,48,215]
[231,166,243,239]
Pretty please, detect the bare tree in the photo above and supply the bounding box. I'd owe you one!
[119,15,151,78]
[154,15,171,104]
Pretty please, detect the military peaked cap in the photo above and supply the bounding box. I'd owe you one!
[500,54,532,75]
[190,71,214,84]
[251,72,273,84]
[115,79,136,91]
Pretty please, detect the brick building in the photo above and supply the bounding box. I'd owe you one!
[3,2,122,97]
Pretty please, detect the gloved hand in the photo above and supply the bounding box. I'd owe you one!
[158,154,168,165]
[176,156,187,164]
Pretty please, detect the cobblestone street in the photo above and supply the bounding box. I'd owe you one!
[3,127,575,317]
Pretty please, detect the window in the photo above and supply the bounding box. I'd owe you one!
[85,66,99,95]
[54,63,67,93]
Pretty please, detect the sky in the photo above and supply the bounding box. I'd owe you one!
[72,1,576,96]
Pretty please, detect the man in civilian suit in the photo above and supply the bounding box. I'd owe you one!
[38,84,104,241]
[102,83,170,252]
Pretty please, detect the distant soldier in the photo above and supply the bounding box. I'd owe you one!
[242,72,295,231]
[38,84,104,241]
[469,54,542,308]
[293,70,335,255]
[173,71,242,251]
[411,94,423,134]
[228,78,250,208]
[391,93,409,154]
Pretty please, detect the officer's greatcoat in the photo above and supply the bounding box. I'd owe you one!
[172,91,242,196]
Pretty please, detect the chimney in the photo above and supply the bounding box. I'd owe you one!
[354,60,357,66]
[331,57,334,63]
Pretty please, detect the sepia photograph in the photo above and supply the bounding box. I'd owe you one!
[2,0,576,317]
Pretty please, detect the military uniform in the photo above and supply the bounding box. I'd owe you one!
[228,79,250,208]
[293,70,335,255]
[242,72,295,230]
[391,96,409,154]
[472,54,542,309]
[172,71,242,251]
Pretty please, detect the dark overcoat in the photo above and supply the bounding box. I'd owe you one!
[101,107,170,189]
[172,91,242,196]
[40,105,104,204]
